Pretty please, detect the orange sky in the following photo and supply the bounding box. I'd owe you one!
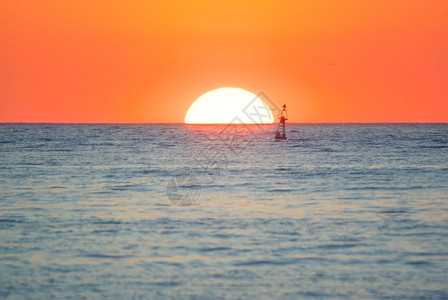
[1,0,447,123]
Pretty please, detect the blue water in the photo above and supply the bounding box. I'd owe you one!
[1,124,447,299]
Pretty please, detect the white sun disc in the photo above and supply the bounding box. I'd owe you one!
[185,87,274,124]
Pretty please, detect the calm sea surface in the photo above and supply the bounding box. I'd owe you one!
[1,124,447,299]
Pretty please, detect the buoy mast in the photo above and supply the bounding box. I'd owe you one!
[275,104,288,140]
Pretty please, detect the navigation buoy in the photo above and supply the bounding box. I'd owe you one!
[275,104,288,140]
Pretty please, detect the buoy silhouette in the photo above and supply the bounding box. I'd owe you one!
[275,104,288,140]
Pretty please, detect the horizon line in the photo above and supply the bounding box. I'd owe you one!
[1,122,447,125]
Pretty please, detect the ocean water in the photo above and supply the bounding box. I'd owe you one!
[1,123,447,299]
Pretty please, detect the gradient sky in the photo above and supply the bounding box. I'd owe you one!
[1,0,447,123]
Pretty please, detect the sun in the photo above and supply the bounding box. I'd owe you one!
[185,87,274,124]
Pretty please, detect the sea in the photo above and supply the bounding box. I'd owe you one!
[0,123,447,299]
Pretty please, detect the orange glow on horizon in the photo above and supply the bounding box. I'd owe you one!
[1,0,447,123]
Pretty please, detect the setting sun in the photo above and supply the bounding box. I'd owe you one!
[184,88,274,124]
